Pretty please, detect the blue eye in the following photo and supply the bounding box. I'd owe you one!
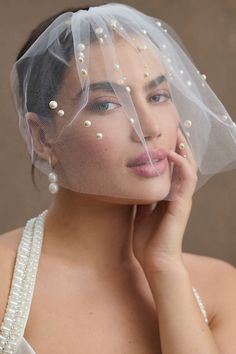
[150,94,171,103]
[90,101,120,112]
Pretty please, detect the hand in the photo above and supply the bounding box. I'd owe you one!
[132,128,198,274]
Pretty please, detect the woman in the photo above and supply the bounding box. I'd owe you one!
[0,3,236,353]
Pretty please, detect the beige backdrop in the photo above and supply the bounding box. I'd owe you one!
[0,0,236,266]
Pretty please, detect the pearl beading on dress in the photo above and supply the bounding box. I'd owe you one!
[0,209,208,353]
[0,210,48,354]
[192,287,209,324]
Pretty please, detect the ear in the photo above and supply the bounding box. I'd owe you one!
[25,112,54,162]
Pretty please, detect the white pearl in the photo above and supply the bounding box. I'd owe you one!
[202,74,207,80]
[99,38,104,43]
[155,20,162,27]
[162,44,167,49]
[79,52,85,58]
[110,19,117,29]
[129,118,135,124]
[78,56,84,63]
[48,100,58,109]
[78,43,85,51]
[84,120,92,127]
[95,27,104,34]
[163,28,167,32]
[125,86,131,92]
[187,80,192,86]
[58,110,64,117]
[141,29,147,34]
[48,172,58,183]
[184,120,192,128]
[81,68,88,76]
[222,114,228,121]
[96,132,103,140]
[114,63,120,69]
[144,72,149,77]
[180,69,184,75]
[48,182,59,194]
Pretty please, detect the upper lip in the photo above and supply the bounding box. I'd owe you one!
[127,148,168,167]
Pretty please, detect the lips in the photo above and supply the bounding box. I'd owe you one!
[127,148,168,167]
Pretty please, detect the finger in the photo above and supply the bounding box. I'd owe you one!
[167,149,197,198]
[176,128,198,173]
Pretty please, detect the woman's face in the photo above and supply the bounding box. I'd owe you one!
[51,35,180,204]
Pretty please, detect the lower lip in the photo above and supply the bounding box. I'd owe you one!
[127,158,168,177]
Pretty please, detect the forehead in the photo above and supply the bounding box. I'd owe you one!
[64,35,166,92]
[87,35,165,81]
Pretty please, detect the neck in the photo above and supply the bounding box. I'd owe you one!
[42,187,138,275]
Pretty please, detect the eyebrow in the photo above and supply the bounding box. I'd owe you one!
[73,74,167,101]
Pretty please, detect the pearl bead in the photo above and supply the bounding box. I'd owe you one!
[95,27,104,34]
[184,120,192,128]
[110,19,117,29]
[48,172,58,183]
[144,72,149,77]
[99,38,104,43]
[129,118,135,124]
[48,182,59,194]
[114,63,120,69]
[78,56,84,63]
[180,69,184,75]
[96,132,103,140]
[84,120,92,127]
[58,110,64,117]
[81,68,88,76]
[187,80,192,86]
[179,143,185,150]
[141,29,147,34]
[78,43,85,51]
[155,21,162,27]
[48,100,58,109]
[222,114,228,121]
[202,74,207,80]
[125,86,131,92]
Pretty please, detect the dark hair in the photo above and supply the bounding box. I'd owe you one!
[15,4,106,188]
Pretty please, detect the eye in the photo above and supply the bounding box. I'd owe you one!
[150,93,171,103]
[89,101,120,113]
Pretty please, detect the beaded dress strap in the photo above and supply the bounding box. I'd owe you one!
[0,210,48,354]
[192,287,209,324]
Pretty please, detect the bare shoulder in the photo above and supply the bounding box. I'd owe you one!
[0,227,24,322]
[182,251,236,327]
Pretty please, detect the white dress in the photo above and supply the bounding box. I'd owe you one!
[0,210,209,354]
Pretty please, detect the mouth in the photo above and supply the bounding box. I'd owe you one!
[127,148,168,167]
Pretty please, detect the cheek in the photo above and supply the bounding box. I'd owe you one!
[53,124,123,173]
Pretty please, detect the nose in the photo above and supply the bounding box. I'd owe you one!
[130,99,162,143]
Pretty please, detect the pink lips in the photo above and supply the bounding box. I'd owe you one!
[127,148,168,167]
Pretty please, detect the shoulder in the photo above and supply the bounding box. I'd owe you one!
[182,252,236,327]
[0,227,24,322]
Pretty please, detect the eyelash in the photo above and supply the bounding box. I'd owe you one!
[88,93,171,113]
